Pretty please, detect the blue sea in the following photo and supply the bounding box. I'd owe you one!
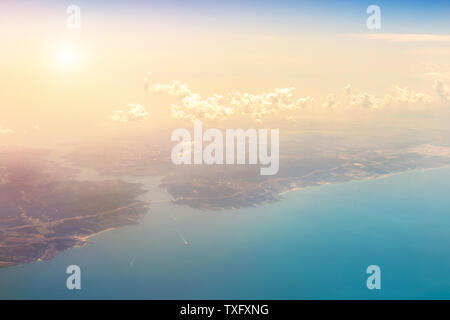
[1,167,450,299]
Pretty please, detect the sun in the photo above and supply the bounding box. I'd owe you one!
[56,46,78,69]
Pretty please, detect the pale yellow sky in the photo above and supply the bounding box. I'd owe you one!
[0,4,449,145]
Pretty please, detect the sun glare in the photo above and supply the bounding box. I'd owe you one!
[56,46,78,68]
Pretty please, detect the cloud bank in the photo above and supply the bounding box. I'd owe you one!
[111,104,149,123]
[152,81,440,123]
[155,81,313,123]
[435,79,450,103]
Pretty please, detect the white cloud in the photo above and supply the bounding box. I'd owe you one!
[154,81,192,98]
[322,85,380,110]
[154,81,313,123]
[343,84,352,95]
[386,86,434,105]
[322,94,338,108]
[111,104,148,122]
[434,79,450,103]
[351,92,380,109]
[153,80,440,123]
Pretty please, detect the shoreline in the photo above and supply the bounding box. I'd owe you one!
[75,227,117,242]
[164,164,450,211]
[3,165,450,269]
[277,164,450,198]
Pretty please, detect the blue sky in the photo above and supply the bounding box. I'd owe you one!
[16,0,449,34]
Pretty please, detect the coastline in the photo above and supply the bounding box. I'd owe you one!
[164,164,450,211]
[3,164,450,270]
[75,227,117,242]
[277,164,450,198]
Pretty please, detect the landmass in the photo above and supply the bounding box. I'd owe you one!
[65,132,450,210]
[0,147,150,268]
[2,129,450,267]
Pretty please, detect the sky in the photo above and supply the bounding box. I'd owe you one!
[0,0,449,145]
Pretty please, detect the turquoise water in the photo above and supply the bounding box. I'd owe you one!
[1,167,450,299]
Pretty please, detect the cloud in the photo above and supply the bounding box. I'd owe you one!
[343,84,352,95]
[322,94,338,108]
[111,104,148,122]
[0,127,14,135]
[229,88,313,121]
[154,81,313,123]
[351,92,380,109]
[387,86,434,105]
[434,79,450,103]
[317,84,436,110]
[322,85,380,110]
[154,81,192,98]
[153,80,440,123]
[354,33,450,43]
